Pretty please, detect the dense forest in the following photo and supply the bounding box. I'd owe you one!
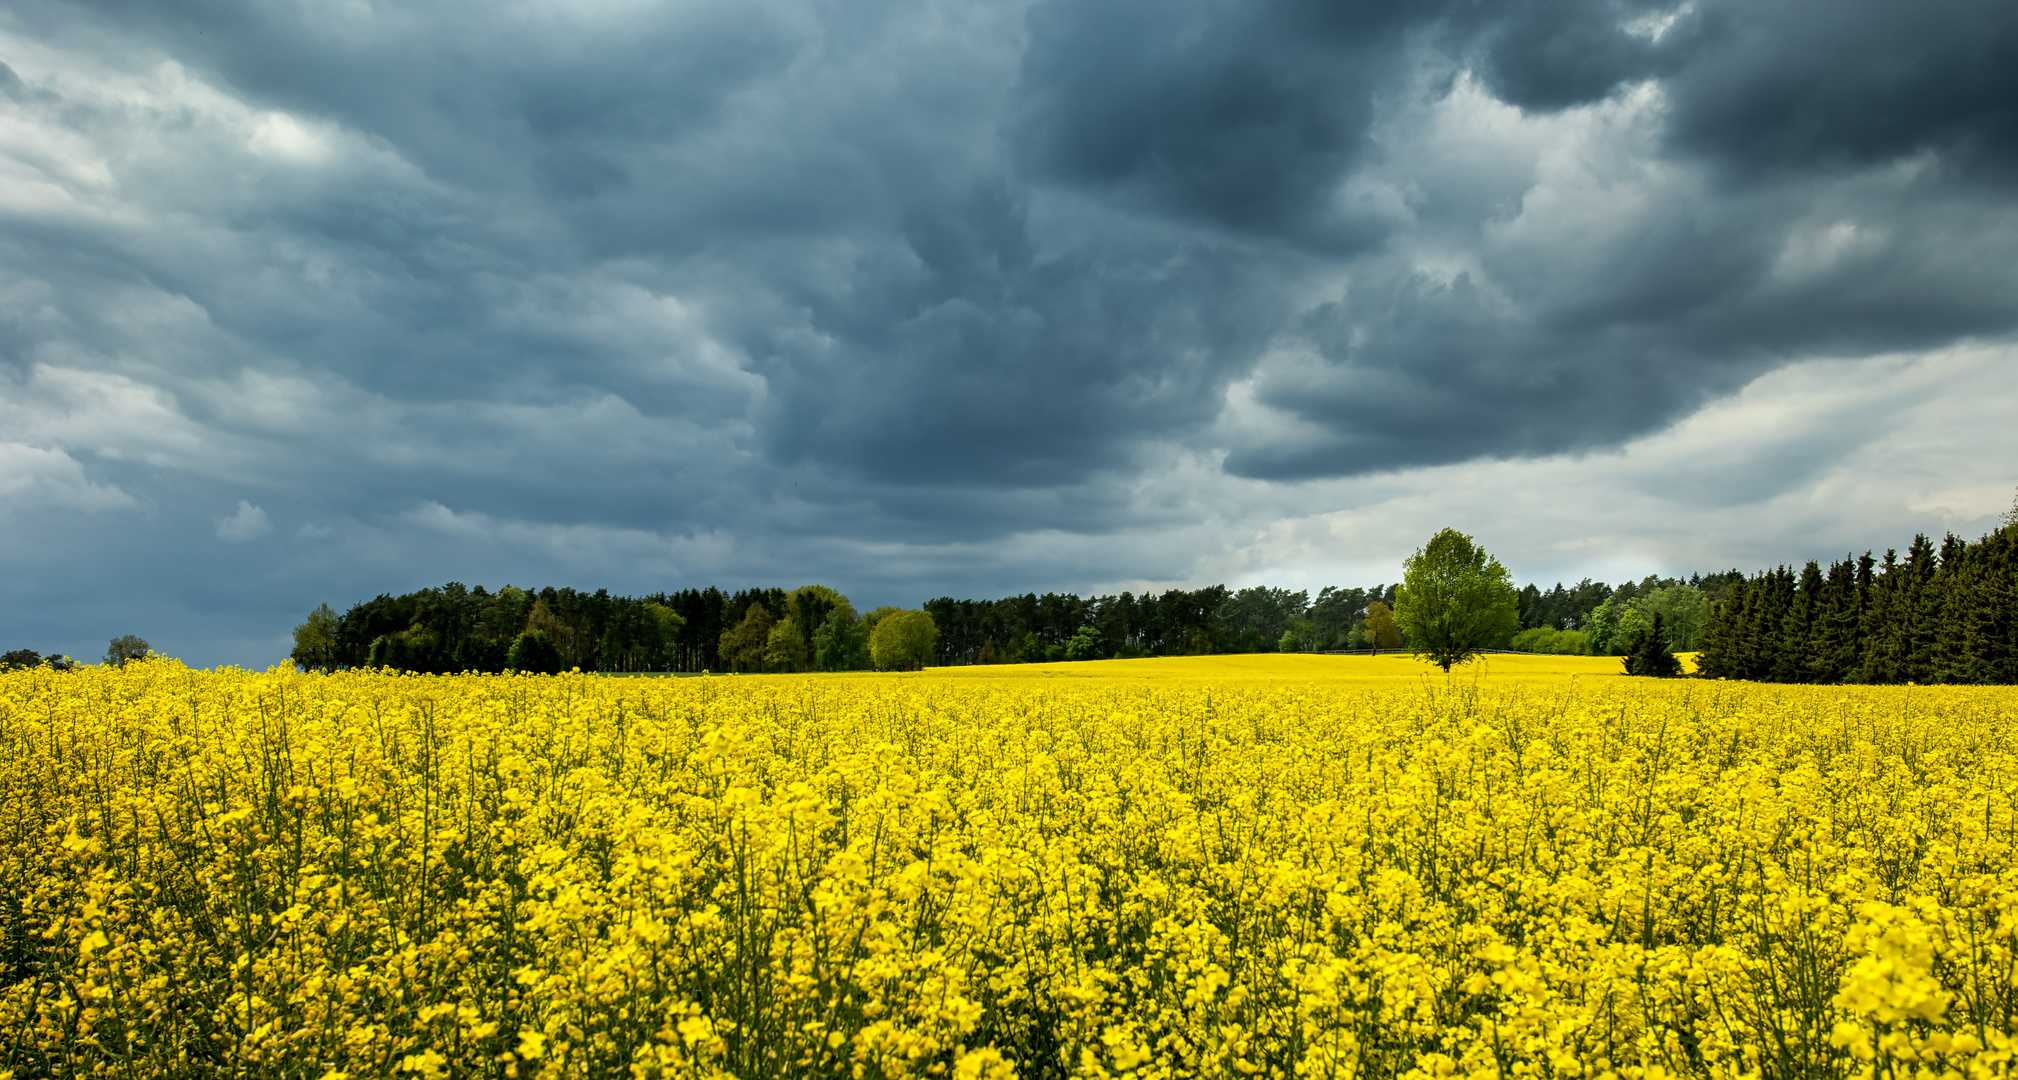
[923,585,1392,664]
[292,584,801,674]
[1509,572,1741,655]
[1696,522,2018,684]
[290,569,1748,675]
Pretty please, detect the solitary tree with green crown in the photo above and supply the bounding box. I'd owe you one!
[1393,528,1521,672]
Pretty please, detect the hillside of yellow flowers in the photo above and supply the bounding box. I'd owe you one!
[2,656,2013,1079]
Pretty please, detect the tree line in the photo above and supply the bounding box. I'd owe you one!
[925,576,1729,664]
[2,636,152,672]
[288,503,2018,681]
[921,585,1404,664]
[1508,572,1743,656]
[292,582,1405,675]
[1695,520,2018,684]
[289,583,947,675]
[292,571,1725,676]
[924,571,1750,664]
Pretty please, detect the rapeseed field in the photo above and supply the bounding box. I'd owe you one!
[1,657,2012,1079]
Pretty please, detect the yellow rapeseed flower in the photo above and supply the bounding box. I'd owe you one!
[0,655,2012,1077]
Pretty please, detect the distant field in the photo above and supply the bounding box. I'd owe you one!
[0,655,1997,1079]
[881,650,1691,681]
[607,651,1696,681]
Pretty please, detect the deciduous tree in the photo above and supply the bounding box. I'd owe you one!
[1363,601,1401,650]
[1613,606,1647,655]
[1393,528,1519,672]
[869,610,937,671]
[813,608,870,671]
[1583,598,1620,654]
[1634,585,1708,651]
[507,630,563,674]
[291,603,341,672]
[766,615,811,672]
[105,635,151,667]
[788,586,848,660]
[719,603,775,673]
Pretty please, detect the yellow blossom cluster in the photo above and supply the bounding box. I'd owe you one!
[1,657,2013,1079]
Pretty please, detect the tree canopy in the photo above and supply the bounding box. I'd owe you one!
[1696,519,2018,685]
[1393,528,1520,672]
[869,610,938,671]
[290,603,340,673]
[813,608,870,672]
[105,635,151,667]
[1,649,74,672]
[1363,601,1401,650]
[284,560,1760,679]
[1622,611,1683,677]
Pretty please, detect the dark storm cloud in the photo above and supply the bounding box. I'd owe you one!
[1469,0,2018,178]
[1470,0,1670,111]
[1213,0,2018,480]
[5,0,2018,664]
[1659,0,2018,179]
[1012,0,1443,240]
[745,230,1283,486]
[1226,174,2018,478]
[14,0,2015,490]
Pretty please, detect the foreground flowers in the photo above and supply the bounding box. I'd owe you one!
[1,659,2013,1078]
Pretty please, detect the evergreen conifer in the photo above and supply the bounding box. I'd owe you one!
[1695,578,1741,678]
[1805,558,1861,682]
[1899,535,1939,682]
[1622,611,1682,677]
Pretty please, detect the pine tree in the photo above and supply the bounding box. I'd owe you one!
[1861,549,1901,683]
[1942,530,2017,684]
[1695,578,1743,678]
[1852,551,1876,679]
[1899,535,1939,682]
[1988,528,2018,684]
[1771,563,1823,682]
[1805,558,1860,683]
[1622,612,1682,677]
[1724,575,1760,679]
[1736,573,1773,679]
[1693,524,2015,686]
[1744,574,1772,676]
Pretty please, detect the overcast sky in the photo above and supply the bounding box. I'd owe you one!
[4,0,2016,666]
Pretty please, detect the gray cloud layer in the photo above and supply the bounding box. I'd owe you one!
[3,0,2016,664]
